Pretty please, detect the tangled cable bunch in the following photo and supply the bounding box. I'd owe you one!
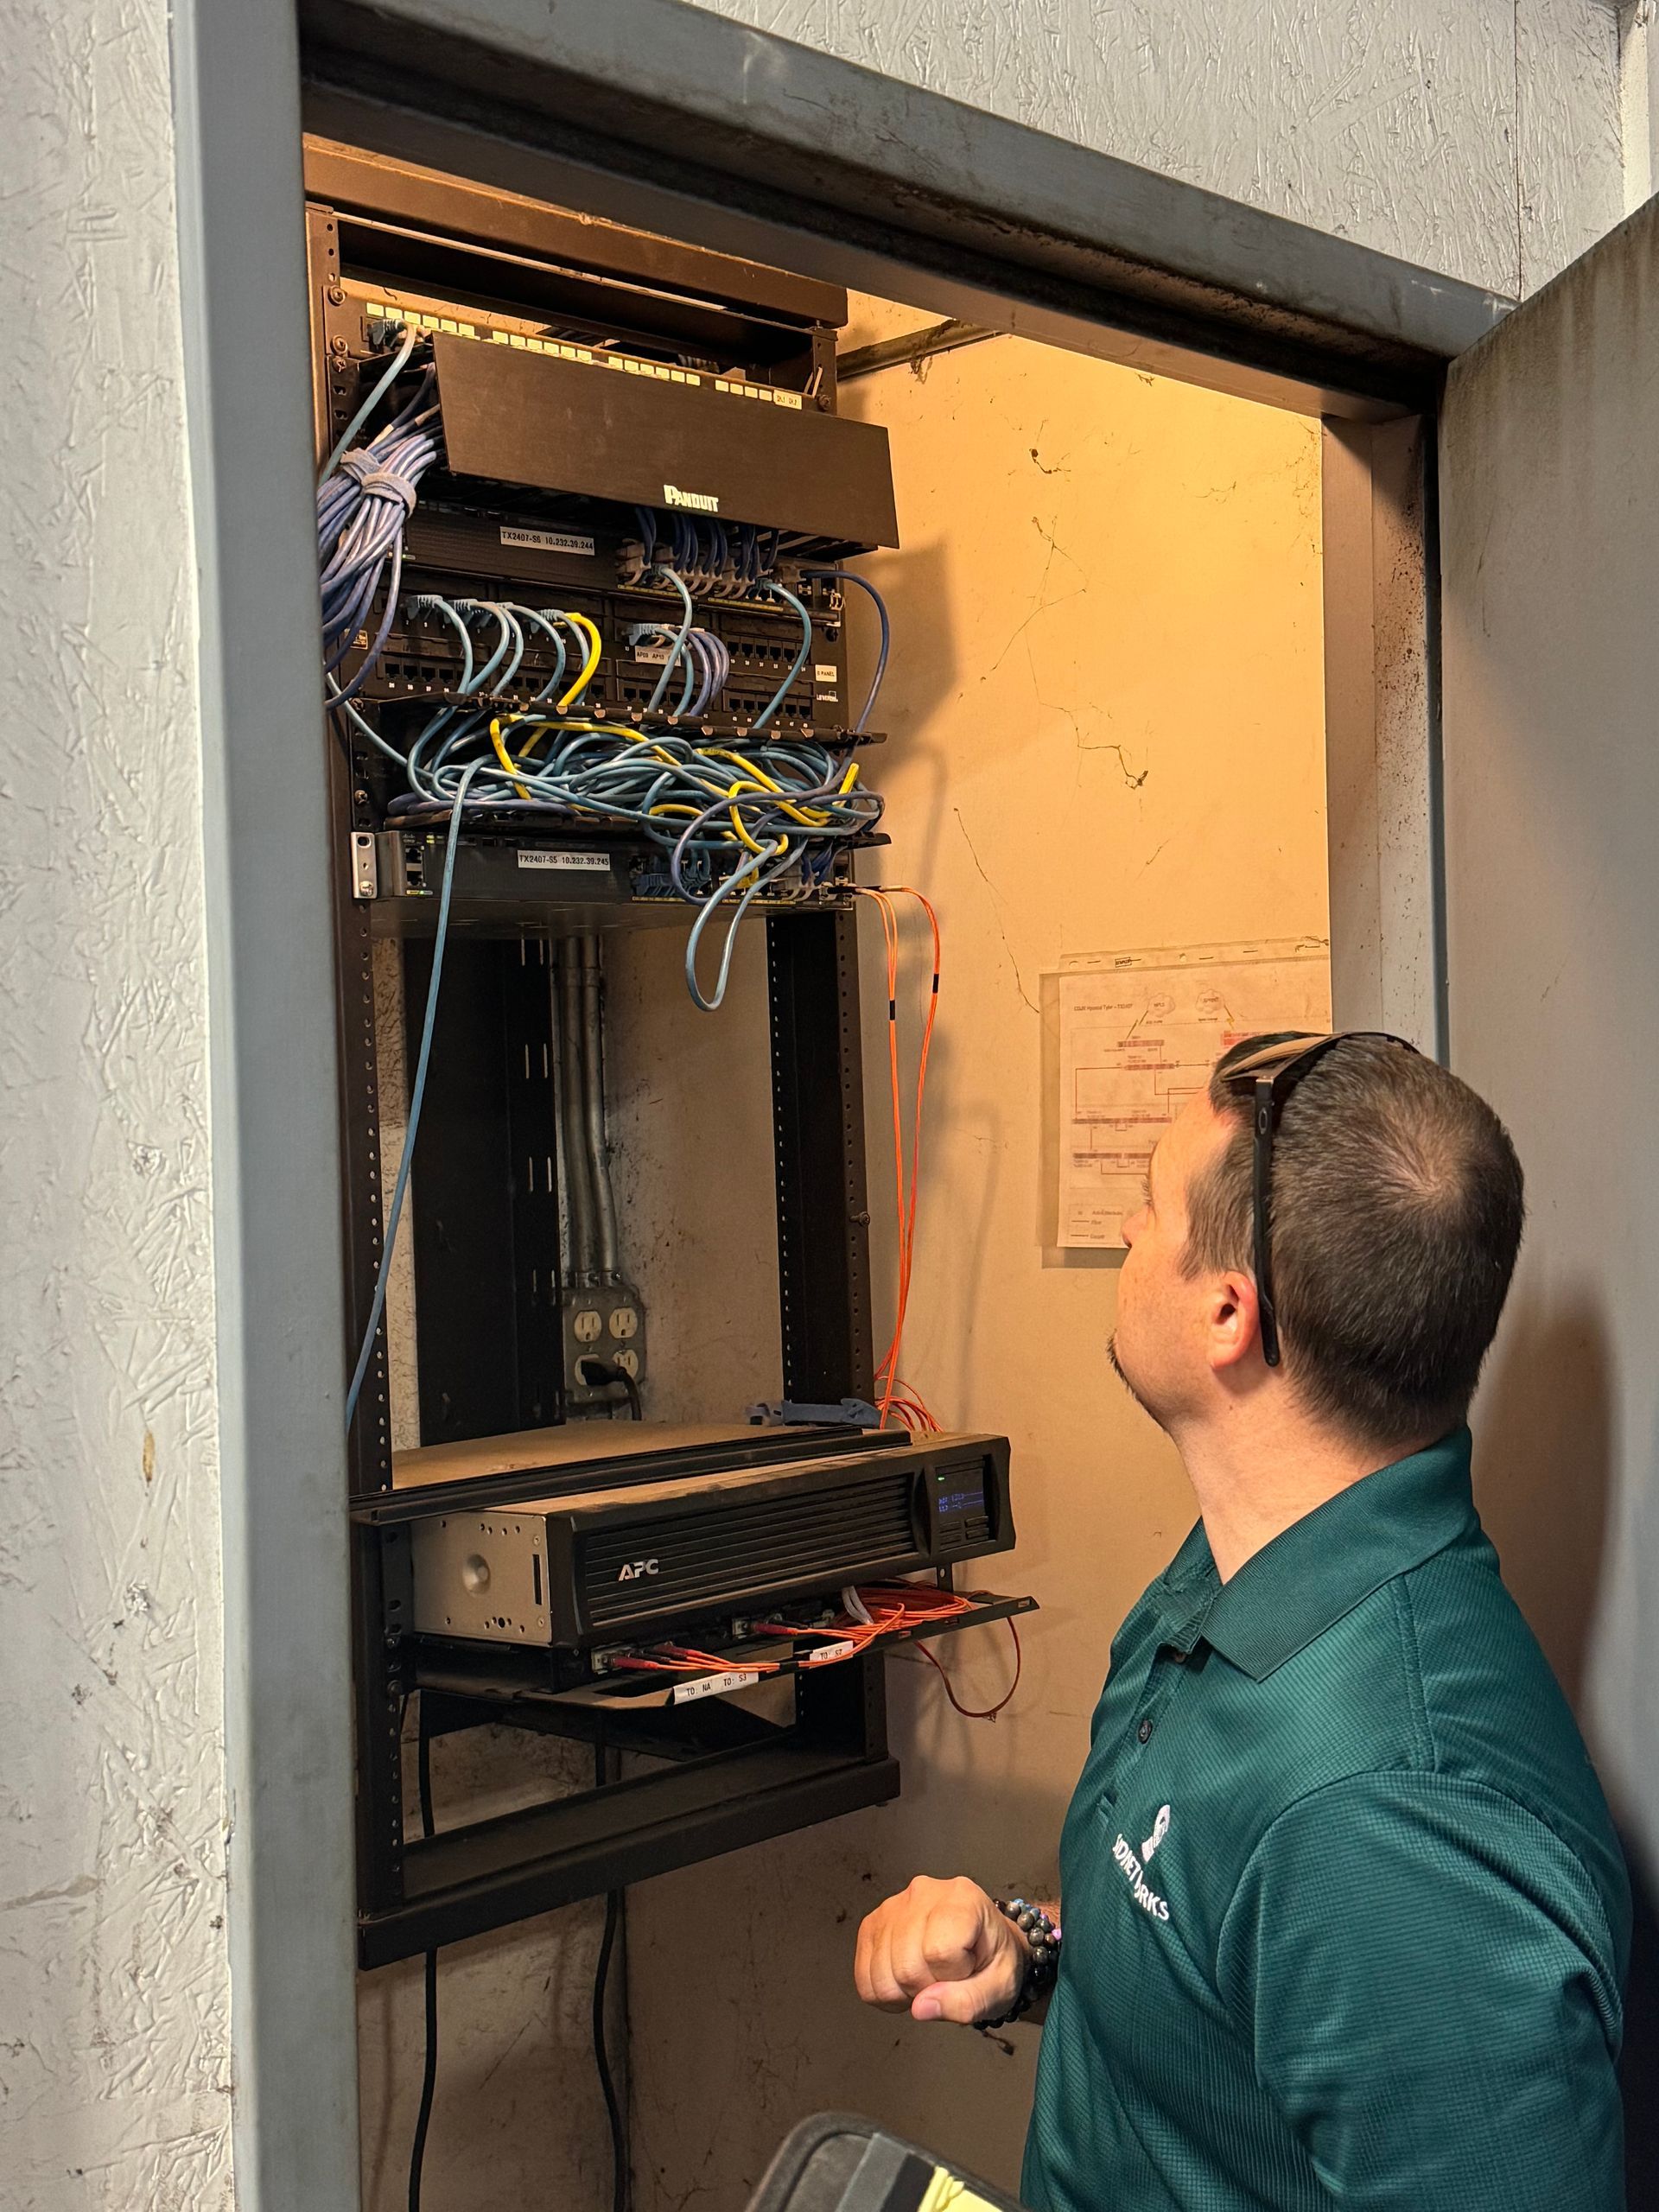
[334,568,885,1008]
[398,709,881,1010]
[316,331,442,704]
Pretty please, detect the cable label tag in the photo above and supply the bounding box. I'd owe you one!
[632,645,675,664]
[670,1670,750,1704]
[515,850,612,873]
[814,664,839,684]
[799,1639,857,1666]
[499,524,596,556]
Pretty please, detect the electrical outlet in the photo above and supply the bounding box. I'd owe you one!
[563,1280,647,1411]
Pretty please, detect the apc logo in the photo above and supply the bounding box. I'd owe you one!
[616,1559,660,1583]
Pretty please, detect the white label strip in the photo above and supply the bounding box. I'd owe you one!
[670,1670,752,1705]
[632,645,674,665]
[500,525,596,556]
[711,378,804,410]
[798,1639,857,1667]
[516,850,612,874]
[814,664,839,684]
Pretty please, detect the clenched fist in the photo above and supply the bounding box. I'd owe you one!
[854,1875,1028,2025]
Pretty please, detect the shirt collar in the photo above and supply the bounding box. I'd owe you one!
[1167,1427,1479,1681]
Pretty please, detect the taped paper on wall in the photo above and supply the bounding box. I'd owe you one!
[1052,940,1330,1249]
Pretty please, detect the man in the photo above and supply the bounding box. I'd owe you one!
[855,1033,1630,2210]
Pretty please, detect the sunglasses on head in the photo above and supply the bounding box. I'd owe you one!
[1217,1030,1421,1369]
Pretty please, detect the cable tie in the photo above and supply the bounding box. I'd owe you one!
[336,449,418,512]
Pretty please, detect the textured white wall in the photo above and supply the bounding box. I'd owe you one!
[0,1,230,2208]
[688,0,1628,297]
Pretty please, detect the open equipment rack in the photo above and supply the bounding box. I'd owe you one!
[307,142,1029,1969]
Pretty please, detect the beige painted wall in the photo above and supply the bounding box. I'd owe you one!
[620,310,1330,2202]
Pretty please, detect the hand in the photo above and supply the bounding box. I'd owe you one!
[854,1876,1027,2026]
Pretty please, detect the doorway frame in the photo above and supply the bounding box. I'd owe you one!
[175,3,1492,2200]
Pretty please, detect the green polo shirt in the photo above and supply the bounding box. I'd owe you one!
[1022,1429,1630,2212]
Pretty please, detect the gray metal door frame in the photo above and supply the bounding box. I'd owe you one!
[172,3,359,2209]
[173,4,1491,2202]
[296,0,1505,423]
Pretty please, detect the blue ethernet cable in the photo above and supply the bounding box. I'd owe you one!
[751,581,813,732]
[343,757,484,1430]
[332,555,884,1014]
[320,324,418,482]
[802,567,890,733]
[509,606,569,704]
[683,836,798,1011]
[407,594,475,693]
[317,371,441,702]
[454,601,521,693]
[644,568,696,713]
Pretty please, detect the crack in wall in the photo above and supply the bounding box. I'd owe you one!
[952,808,1041,1015]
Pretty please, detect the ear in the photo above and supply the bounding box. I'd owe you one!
[1205,1268,1263,1372]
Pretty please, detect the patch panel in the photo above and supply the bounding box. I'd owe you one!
[342,570,857,754]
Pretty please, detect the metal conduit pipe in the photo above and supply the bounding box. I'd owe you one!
[578,933,623,1283]
[555,940,597,1282]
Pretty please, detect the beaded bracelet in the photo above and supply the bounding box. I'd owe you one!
[976,1897,1062,2031]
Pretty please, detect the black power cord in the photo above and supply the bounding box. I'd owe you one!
[593,1744,630,2212]
[409,1701,439,2212]
[406,1717,630,2212]
[578,1355,643,1423]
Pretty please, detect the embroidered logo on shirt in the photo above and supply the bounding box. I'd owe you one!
[1112,1834,1171,1923]
[1141,1804,1171,1861]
